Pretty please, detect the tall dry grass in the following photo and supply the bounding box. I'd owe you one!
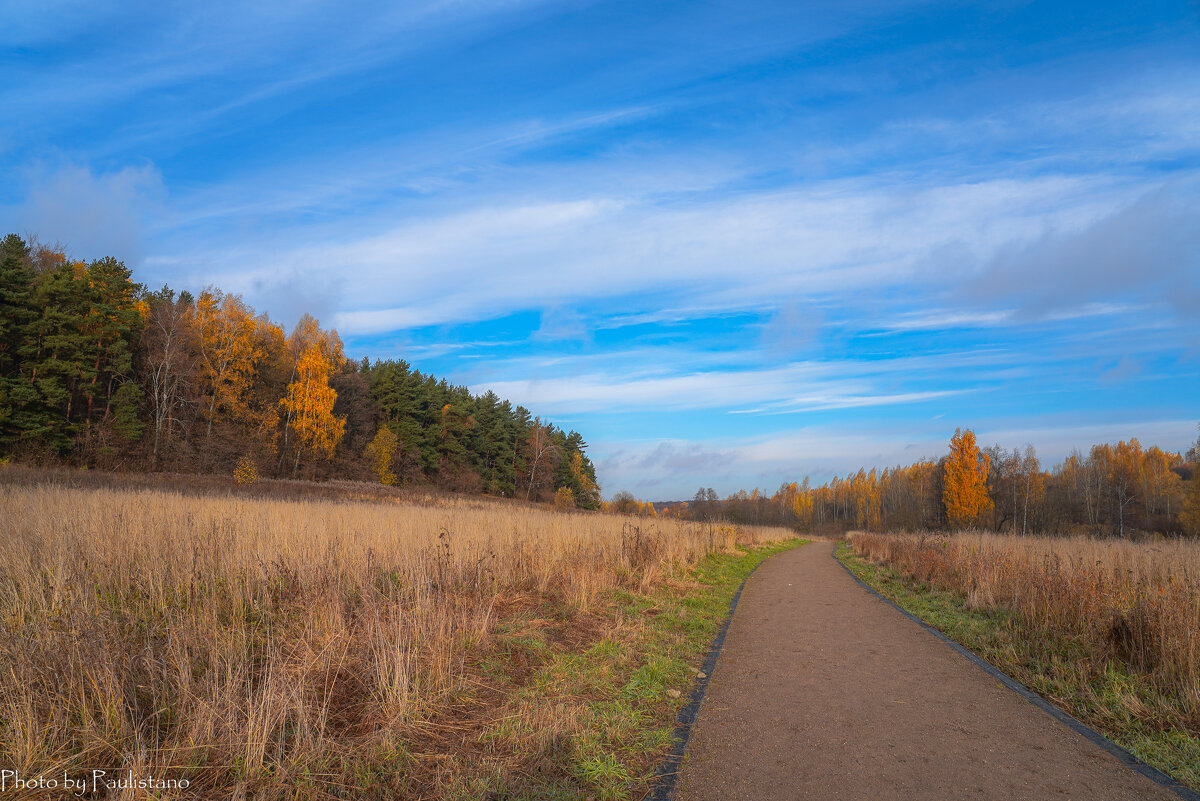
[848,531,1200,731]
[0,480,789,798]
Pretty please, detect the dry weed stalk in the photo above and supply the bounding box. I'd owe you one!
[0,482,787,798]
[848,530,1200,730]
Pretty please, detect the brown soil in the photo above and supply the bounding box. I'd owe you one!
[675,541,1179,800]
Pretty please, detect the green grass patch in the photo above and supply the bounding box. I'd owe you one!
[836,541,1200,792]
[482,538,805,800]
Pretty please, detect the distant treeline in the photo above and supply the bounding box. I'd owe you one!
[655,428,1200,537]
[0,234,600,507]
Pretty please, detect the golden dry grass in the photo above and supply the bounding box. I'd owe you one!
[847,531,1200,733]
[0,478,790,799]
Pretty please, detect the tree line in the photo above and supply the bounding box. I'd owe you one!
[658,427,1200,537]
[0,234,600,507]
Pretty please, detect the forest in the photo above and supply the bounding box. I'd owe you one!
[660,428,1200,538]
[0,234,600,508]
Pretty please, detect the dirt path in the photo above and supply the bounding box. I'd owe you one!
[674,541,1182,801]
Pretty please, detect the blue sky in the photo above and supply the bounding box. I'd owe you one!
[3,0,1199,498]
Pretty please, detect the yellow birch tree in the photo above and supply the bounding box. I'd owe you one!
[194,289,263,446]
[280,327,345,471]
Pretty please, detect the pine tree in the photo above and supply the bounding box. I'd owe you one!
[0,234,35,373]
[27,257,92,448]
[78,256,144,436]
[0,235,45,446]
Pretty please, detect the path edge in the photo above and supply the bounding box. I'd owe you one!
[645,542,799,801]
[833,541,1200,801]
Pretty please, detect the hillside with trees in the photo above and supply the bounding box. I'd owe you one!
[0,234,600,507]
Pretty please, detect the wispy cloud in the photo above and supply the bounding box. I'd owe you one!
[471,350,1002,415]
[4,0,1199,498]
[178,171,1142,335]
[732,390,968,415]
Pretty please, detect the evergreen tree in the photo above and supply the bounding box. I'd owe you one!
[0,235,45,446]
[77,256,144,435]
[26,258,92,448]
[0,232,605,502]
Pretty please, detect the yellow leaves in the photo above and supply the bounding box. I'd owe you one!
[280,341,345,460]
[569,450,599,503]
[553,486,575,510]
[943,427,993,529]
[195,289,264,429]
[233,455,259,485]
[791,490,814,524]
[366,427,399,486]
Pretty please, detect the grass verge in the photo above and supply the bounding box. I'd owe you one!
[835,541,1200,792]
[2,478,801,800]
[433,538,805,800]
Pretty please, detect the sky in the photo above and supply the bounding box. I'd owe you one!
[3,0,1199,499]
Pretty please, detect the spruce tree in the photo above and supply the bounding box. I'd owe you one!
[0,235,45,446]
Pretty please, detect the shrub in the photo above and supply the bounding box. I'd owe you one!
[233,455,258,485]
[554,486,575,510]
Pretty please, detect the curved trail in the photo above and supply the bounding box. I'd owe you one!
[674,541,1182,801]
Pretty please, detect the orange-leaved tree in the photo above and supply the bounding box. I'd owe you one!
[280,319,346,473]
[195,289,264,451]
[943,427,993,529]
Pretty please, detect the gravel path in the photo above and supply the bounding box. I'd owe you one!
[674,541,1182,801]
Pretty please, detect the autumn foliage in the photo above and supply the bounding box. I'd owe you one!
[666,429,1196,538]
[0,234,601,505]
[365,426,400,485]
[233,455,258,485]
[942,427,993,528]
[280,319,346,466]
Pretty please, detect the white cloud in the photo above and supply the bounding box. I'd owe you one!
[469,348,1007,415]
[2,162,165,265]
[735,390,969,414]
[189,170,1137,336]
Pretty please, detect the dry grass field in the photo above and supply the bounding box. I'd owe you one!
[846,530,1200,786]
[0,472,793,799]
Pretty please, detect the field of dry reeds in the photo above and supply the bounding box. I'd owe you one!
[0,475,792,799]
[847,531,1200,771]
